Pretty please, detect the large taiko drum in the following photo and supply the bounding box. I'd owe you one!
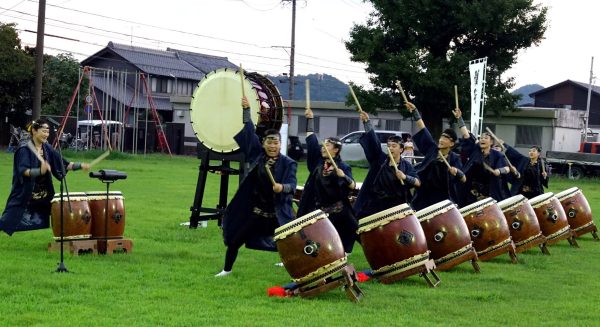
[190,68,283,153]
[555,187,598,238]
[50,192,92,240]
[460,198,516,261]
[357,204,430,281]
[86,191,126,239]
[274,210,346,289]
[497,195,546,253]
[416,200,478,271]
[529,192,572,245]
[294,183,362,207]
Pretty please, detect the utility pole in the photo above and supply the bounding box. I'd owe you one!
[282,0,297,100]
[584,56,594,142]
[33,0,46,120]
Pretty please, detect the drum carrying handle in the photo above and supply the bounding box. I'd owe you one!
[471,228,482,238]
[303,240,320,257]
[434,231,446,242]
[567,208,577,219]
[511,221,521,230]
[546,209,558,222]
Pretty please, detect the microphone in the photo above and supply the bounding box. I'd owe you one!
[89,169,127,181]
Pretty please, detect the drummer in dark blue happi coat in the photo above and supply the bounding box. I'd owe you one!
[495,139,549,199]
[216,96,297,277]
[353,111,421,219]
[297,108,358,254]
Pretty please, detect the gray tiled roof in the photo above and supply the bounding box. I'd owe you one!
[90,74,172,111]
[167,48,238,74]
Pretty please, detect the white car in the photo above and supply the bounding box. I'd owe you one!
[339,130,416,162]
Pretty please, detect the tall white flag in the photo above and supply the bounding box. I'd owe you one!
[469,57,487,136]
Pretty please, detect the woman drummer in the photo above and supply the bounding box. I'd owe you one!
[495,139,549,199]
[297,107,358,254]
[0,119,90,236]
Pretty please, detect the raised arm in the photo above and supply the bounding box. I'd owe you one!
[452,107,469,139]
[404,101,425,132]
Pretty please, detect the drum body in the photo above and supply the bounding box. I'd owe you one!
[529,193,571,244]
[274,210,346,288]
[357,204,429,280]
[50,192,92,240]
[555,187,596,237]
[460,198,513,260]
[87,191,126,239]
[416,200,476,271]
[498,195,545,252]
[190,68,282,153]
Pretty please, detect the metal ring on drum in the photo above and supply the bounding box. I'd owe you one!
[189,68,283,153]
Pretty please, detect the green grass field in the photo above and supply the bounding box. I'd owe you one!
[1,150,599,326]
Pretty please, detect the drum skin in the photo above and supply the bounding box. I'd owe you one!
[190,68,282,153]
[416,200,471,262]
[460,198,511,255]
[555,187,594,231]
[274,210,345,282]
[87,191,126,239]
[498,195,542,245]
[50,192,92,240]
[529,193,570,237]
[358,204,428,271]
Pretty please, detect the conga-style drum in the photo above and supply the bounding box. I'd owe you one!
[274,210,347,289]
[190,68,283,153]
[86,191,126,239]
[50,192,92,240]
[416,200,479,272]
[497,195,547,253]
[529,192,575,246]
[555,187,598,239]
[358,204,437,285]
[460,198,517,262]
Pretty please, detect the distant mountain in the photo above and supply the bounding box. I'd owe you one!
[512,84,544,106]
[266,73,349,102]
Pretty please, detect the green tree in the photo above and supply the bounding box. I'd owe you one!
[0,22,34,128]
[345,0,547,135]
[41,53,83,116]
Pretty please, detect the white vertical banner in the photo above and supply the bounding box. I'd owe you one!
[469,57,487,136]
[279,123,289,156]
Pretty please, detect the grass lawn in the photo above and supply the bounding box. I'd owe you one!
[1,150,599,326]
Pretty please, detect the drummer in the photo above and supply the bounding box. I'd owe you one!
[494,139,549,199]
[0,119,90,236]
[353,111,420,218]
[215,96,297,277]
[403,102,466,211]
[454,107,509,205]
[297,108,358,254]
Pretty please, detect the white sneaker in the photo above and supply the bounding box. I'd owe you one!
[215,270,232,277]
[274,262,284,267]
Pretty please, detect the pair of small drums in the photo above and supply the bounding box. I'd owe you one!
[50,191,126,240]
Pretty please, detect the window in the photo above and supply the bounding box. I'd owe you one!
[151,78,169,93]
[337,118,359,136]
[386,120,402,130]
[297,116,320,133]
[515,125,542,147]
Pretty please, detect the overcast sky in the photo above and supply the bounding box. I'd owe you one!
[0,0,598,90]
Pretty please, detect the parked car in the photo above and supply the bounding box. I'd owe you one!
[287,135,304,161]
[339,130,419,162]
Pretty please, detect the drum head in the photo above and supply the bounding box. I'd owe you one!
[459,197,496,216]
[497,194,526,211]
[555,187,580,201]
[529,192,555,208]
[190,68,260,153]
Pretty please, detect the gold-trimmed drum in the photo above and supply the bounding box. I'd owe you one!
[460,198,517,262]
[497,195,546,253]
[357,204,430,282]
[529,192,573,245]
[416,200,478,271]
[86,191,126,239]
[274,210,346,289]
[555,187,598,239]
[50,192,92,240]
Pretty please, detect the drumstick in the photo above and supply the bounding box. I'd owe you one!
[305,79,310,110]
[26,141,45,163]
[348,85,363,113]
[265,164,276,186]
[482,162,496,174]
[485,127,514,167]
[387,147,404,185]
[239,64,245,98]
[323,143,339,172]
[395,80,408,103]
[89,150,110,168]
[437,151,452,169]
[454,85,459,109]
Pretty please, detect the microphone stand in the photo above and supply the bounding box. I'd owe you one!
[101,179,115,254]
[54,131,72,273]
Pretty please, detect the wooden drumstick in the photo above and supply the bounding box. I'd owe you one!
[265,164,276,186]
[323,143,339,172]
[348,85,363,113]
[305,79,311,110]
[482,162,497,174]
[27,140,45,163]
[239,64,246,98]
[438,151,452,169]
[454,85,459,109]
[89,150,110,168]
[395,80,408,103]
[388,147,404,185]
[485,127,514,167]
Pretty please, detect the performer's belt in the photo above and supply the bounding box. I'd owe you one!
[252,207,276,219]
[320,201,344,214]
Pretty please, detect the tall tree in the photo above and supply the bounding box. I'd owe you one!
[41,53,82,116]
[345,0,547,136]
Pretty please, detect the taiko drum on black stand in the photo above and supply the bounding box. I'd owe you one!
[497,195,548,254]
[555,187,598,240]
[529,192,578,248]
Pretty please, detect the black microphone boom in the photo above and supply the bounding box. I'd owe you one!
[89,169,128,181]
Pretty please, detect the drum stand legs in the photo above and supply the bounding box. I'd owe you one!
[378,259,441,288]
[293,264,364,302]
